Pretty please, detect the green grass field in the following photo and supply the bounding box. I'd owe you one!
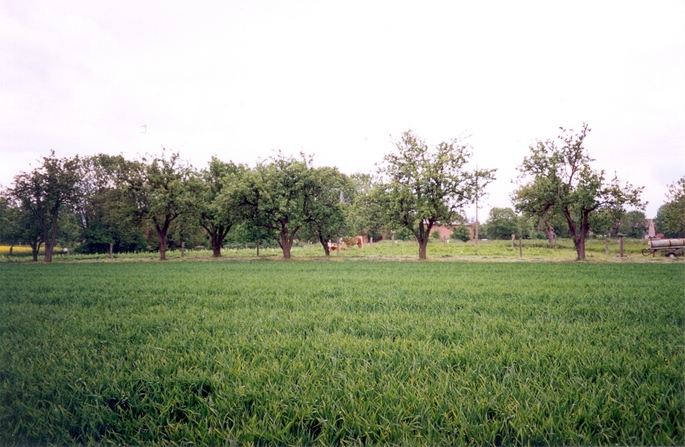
[0,261,683,445]
[0,237,665,263]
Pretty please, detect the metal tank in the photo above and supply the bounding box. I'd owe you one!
[648,238,685,248]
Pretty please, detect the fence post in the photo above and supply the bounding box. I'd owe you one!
[109,243,113,259]
[181,241,185,258]
[618,233,624,258]
[605,238,609,255]
[511,233,515,248]
[519,237,523,258]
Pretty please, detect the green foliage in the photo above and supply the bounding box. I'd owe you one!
[451,226,471,242]
[7,152,82,261]
[655,176,685,237]
[301,166,349,256]
[197,157,246,257]
[343,175,387,241]
[0,193,22,247]
[619,210,647,238]
[73,154,147,254]
[377,130,495,259]
[235,153,345,258]
[513,124,645,259]
[484,207,518,240]
[118,152,197,260]
[0,262,682,445]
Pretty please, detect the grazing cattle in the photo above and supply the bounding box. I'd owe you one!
[342,236,364,249]
[354,236,363,249]
[327,243,346,251]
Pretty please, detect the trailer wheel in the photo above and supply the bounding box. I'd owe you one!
[667,252,677,258]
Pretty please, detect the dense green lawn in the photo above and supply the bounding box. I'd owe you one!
[0,261,683,445]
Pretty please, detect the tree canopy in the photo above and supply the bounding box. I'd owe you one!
[197,157,246,257]
[655,176,685,237]
[237,153,319,259]
[8,152,81,262]
[377,130,495,259]
[0,126,669,261]
[513,124,644,260]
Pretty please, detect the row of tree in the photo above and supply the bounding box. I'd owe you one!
[2,125,680,262]
[480,207,656,242]
[0,131,492,261]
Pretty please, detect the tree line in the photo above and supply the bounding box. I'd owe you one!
[1,125,681,261]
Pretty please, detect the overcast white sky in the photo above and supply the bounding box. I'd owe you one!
[1,1,683,219]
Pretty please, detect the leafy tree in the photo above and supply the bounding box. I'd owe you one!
[377,130,495,259]
[227,221,273,255]
[513,124,644,260]
[484,207,518,240]
[343,174,386,242]
[197,157,246,257]
[301,167,349,256]
[654,176,685,237]
[72,154,147,254]
[117,152,197,260]
[8,152,81,262]
[0,193,23,253]
[620,210,647,238]
[235,153,322,259]
[510,180,559,243]
[451,226,471,242]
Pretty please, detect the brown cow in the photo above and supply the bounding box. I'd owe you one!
[342,236,364,249]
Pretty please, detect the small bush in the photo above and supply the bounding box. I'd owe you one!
[452,226,471,242]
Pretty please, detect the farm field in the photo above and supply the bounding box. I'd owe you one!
[0,261,683,445]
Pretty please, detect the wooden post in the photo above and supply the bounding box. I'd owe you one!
[519,237,523,258]
[605,238,609,255]
[619,234,624,258]
[256,240,260,257]
[181,241,185,258]
[474,166,479,246]
[109,243,113,259]
[511,233,515,248]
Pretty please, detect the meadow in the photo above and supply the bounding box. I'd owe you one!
[0,237,659,263]
[0,260,682,445]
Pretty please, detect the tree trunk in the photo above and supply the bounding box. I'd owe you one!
[546,227,555,244]
[211,232,221,257]
[321,239,331,256]
[158,231,168,260]
[563,207,586,261]
[574,235,586,261]
[280,230,292,259]
[281,242,292,259]
[539,216,555,244]
[416,220,433,260]
[317,231,330,256]
[44,215,59,263]
[418,238,428,260]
